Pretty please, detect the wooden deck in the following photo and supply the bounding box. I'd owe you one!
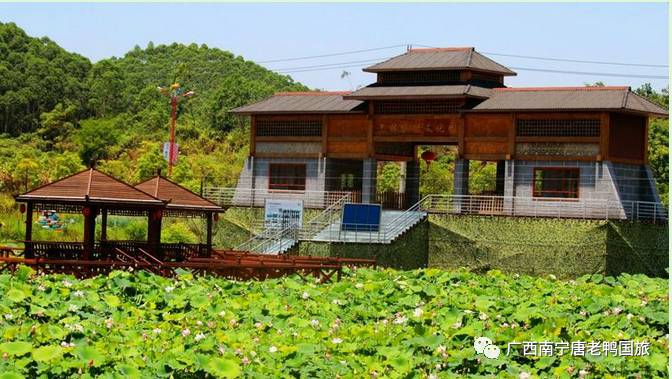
[0,243,375,283]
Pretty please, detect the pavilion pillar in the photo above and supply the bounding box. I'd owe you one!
[24,202,33,258]
[147,210,162,259]
[362,158,377,204]
[82,206,97,260]
[100,209,108,242]
[206,212,213,257]
[453,159,469,213]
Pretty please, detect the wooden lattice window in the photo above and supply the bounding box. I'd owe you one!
[517,119,600,137]
[374,101,462,114]
[269,164,306,191]
[256,120,322,137]
[377,70,461,85]
[533,168,580,199]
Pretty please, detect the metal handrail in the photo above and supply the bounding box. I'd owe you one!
[418,194,667,222]
[203,187,356,209]
[234,192,667,253]
[301,192,353,239]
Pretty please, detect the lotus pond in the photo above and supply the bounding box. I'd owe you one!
[0,266,667,378]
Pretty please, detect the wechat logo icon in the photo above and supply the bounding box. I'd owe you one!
[474,336,500,359]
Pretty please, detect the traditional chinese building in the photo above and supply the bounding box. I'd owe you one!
[228,47,667,221]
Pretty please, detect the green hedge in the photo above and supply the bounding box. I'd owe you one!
[223,209,667,277]
[429,215,668,278]
[605,221,668,277]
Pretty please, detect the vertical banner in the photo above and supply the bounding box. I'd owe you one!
[162,142,179,164]
[264,199,303,229]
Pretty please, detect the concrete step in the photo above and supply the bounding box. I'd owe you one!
[311,210,427,243]
[256,238,297,254]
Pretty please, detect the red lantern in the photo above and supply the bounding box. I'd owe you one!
[19,204,26,214]
[421,150,437,166]
[152,209,163,221]
[82,207,91,217]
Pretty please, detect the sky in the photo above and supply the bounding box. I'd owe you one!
[0,3,668,91]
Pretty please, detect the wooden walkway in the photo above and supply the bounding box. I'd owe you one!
[0,245,375,283]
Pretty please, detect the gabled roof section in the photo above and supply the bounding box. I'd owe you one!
[363,47,517,76]
[135,176,224,212]
[231,91,364,114]
[473,86,668,117]
[343,84,492,100]
[16,168,164,205]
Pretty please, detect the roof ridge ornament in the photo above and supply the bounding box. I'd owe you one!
[86,168,94,197]
[466,48,475,67]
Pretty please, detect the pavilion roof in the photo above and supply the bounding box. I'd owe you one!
[343,84,493,100]
[472,86,669,117]
[363,47,517,76]
[15,168,164,207]
[134,176,224,214]
[231,92,364,114]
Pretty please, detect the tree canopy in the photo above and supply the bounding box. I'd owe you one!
[0,21,668,206]
[0,22,308,193]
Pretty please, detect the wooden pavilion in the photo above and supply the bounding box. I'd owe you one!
[2,168,374,281]
[134,175,224,258]
[229,47,668,221]
[14,168,225,261]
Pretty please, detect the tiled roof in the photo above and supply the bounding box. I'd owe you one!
[473,86,668,116]
[363,47,516,76]
[135,176,223,212]
[343,84,492,100]
[232,92,364,114]
[16,168,164,205]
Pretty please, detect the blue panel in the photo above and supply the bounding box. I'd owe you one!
[341,203,382,232]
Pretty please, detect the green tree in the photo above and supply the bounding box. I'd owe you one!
[86,60,128,118]
[38,103,77,149]
[377,163,401,193]
[75,119,119,166]
[633,84,669,205]
[0,22,90,135]
[135,142,167,182]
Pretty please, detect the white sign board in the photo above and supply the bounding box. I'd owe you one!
[264,199,303,229]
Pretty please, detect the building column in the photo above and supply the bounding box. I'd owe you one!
[404,160,421,208]
[503,160,515,215]
[362,158,377,204]
[453,159,469,213]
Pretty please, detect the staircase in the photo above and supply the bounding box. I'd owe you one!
[235,226,299,255]
[311,209,427,243]
[235,195,428,254]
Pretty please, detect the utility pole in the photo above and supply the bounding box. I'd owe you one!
[158,83,194,176]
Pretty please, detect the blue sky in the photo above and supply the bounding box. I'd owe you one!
[1,3,668,91]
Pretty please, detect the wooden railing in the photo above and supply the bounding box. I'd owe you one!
[24,241,209,262]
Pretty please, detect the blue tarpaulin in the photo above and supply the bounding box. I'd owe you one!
[341,203,382,232]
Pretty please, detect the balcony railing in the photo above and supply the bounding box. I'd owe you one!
[202,187,356,209]
[420,195,667,223]
[204,186,667,223]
